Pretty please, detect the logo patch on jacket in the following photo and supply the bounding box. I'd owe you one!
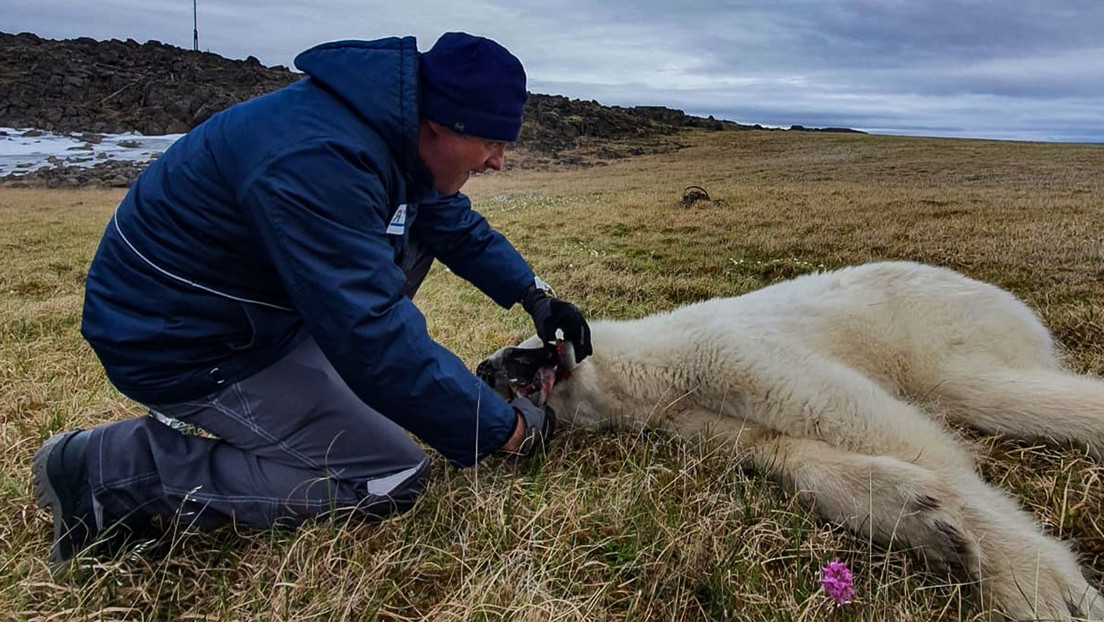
[386,204,407,235]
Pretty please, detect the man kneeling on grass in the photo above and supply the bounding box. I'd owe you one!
[32,31,592,563]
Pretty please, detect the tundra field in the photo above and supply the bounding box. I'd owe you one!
[2,129,1104,621]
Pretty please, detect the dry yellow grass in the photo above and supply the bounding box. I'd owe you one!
[2,129,1103,620]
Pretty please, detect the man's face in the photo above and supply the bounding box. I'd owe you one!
[418,119,508,195]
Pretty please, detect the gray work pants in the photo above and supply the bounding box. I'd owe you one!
[87,240,435,530]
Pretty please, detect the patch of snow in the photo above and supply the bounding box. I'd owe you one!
[0,127,184,176]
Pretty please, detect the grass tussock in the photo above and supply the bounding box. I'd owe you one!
[3,130,1104,620]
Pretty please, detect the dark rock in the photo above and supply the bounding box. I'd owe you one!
[788,124,864,134]
[0,30,300,136]
[2,156,149,189]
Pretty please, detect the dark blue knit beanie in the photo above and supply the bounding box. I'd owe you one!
[420,32,527,142]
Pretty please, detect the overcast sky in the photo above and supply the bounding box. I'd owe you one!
[4,1,1104,143]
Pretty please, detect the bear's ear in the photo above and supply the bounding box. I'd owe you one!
[502,345,557,386]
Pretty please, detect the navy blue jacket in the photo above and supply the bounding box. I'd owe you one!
[81,37,534,466]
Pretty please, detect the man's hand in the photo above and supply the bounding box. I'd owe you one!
[520,284,593,362]
[499,397,556,462]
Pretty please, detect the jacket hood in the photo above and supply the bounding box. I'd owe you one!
[294,37,421,173]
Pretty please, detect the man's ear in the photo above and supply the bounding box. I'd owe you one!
[422,118,447,137]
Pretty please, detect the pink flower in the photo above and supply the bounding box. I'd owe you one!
[821,558,855,604]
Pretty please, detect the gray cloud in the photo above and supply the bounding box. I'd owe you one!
[2,0,1102,142]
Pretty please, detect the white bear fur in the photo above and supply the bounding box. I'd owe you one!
[485,261,1104,620]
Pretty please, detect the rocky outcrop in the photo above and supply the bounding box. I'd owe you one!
[519,95,737,156]
[2,157,146,189]
[0,31,298,136]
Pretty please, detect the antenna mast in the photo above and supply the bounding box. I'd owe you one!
[192,0,199,51]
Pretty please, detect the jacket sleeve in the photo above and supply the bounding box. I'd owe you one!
[413,192,535,308]
[239,140,516,467]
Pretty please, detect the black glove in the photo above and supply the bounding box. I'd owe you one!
[502,397,557,462]
[520,284,593,363]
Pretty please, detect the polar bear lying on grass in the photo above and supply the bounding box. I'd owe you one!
[478,261,1104,621]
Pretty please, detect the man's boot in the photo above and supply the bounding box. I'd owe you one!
[32,429,100,563]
